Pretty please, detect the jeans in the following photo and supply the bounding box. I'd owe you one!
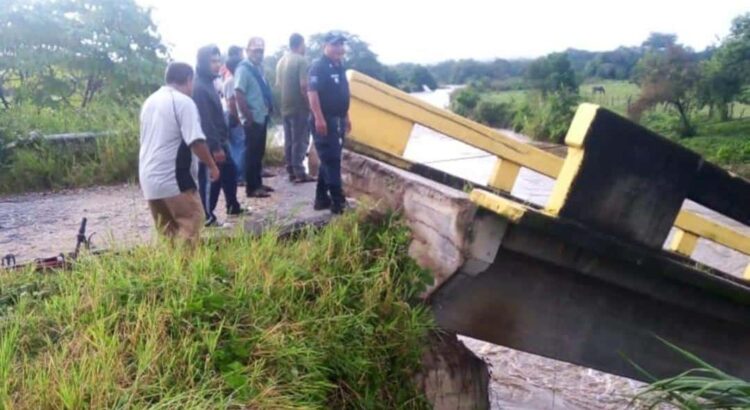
[244,117,268,194]
[225,112,246,183]
[198,145,240,219]
[312,116,345,205]
[283,112,311,178]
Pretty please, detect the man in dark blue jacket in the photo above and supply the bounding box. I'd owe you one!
[308,33,351,214]
[193,45,245,225]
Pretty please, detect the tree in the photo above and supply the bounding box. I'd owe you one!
[641,33,678,52]
[407,65,437,91]
[630,43,700,137]
[0,0,167,108]
[696,56,742,120]
[525,52,578,95]
[692,13,750,119]
[719,13,750,104]
[583,47,642,80]
[307,32,387,82]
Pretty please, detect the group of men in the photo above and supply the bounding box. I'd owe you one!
[138,32,351,245]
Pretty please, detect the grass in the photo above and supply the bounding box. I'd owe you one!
[634,338,750,409]
[0,212,434,409]
[681,118,750,177]
[0,102,285,195]
[0,102,141,194]
[483,79,640,116]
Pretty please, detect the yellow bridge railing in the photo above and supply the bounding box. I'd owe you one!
[346,70,750,280]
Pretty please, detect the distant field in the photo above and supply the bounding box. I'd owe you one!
[484,80,750,119]
[482,80,639,115]
[579,80,641,115]
[480,80,750,177]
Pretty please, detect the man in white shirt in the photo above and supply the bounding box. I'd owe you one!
[139,62,220,246]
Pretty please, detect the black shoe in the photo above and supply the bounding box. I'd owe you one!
[313,200,331,211]
[247,188,270,198]
[293,174,317,184]
[331,200,349,215]
[262,185,275,193]
[262,170,276,178]
[204,214,219,227]
[227,206,247,216]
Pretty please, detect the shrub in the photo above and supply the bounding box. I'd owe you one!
[512,90,579,142]
[474,99,514,128]
[450,87,480,117]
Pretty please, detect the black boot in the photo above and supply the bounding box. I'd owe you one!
[330,185,347,215]
[313,177,331,210]
[314,199,332,211]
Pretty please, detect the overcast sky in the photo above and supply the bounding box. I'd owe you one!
[136,0,749,64]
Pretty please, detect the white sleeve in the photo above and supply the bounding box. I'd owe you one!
[223,78,235,100]
[179,99,206,146]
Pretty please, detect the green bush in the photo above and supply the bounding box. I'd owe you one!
[450,87,480,117]
[641,109,684,139]
[512,90,579,142]
[474,99,514,128]
[0,213,434,408]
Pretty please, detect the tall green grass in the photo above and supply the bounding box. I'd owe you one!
[0,212,434,409]
[0,102,141,194]
[635,339,750,409]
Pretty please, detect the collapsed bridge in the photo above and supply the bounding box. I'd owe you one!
[341,71,750,381]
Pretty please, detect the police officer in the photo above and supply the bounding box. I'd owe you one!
[307,32,351,214]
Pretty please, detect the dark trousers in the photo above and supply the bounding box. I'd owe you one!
[312,116,345,205]
[283,112,311,178]
[198,145,240,219]
[244,118,268,194]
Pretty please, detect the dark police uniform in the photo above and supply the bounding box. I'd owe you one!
[308,55,350,212]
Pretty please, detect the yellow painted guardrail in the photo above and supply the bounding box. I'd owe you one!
[347,70,562,191]
[670,211,750,279]
[346,70,750,280]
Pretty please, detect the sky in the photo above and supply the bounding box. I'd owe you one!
[136,0,750,65]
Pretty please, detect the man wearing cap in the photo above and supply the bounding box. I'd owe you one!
[235,37,274,198]
[307,32,351,214]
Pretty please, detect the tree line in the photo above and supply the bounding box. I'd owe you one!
[2,0,749,142]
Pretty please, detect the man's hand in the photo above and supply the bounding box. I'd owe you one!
[213,148,226,164]
[314,116,328,136]
[209,164,220,182]
[235,90,253,126]
[315,118,328,137]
